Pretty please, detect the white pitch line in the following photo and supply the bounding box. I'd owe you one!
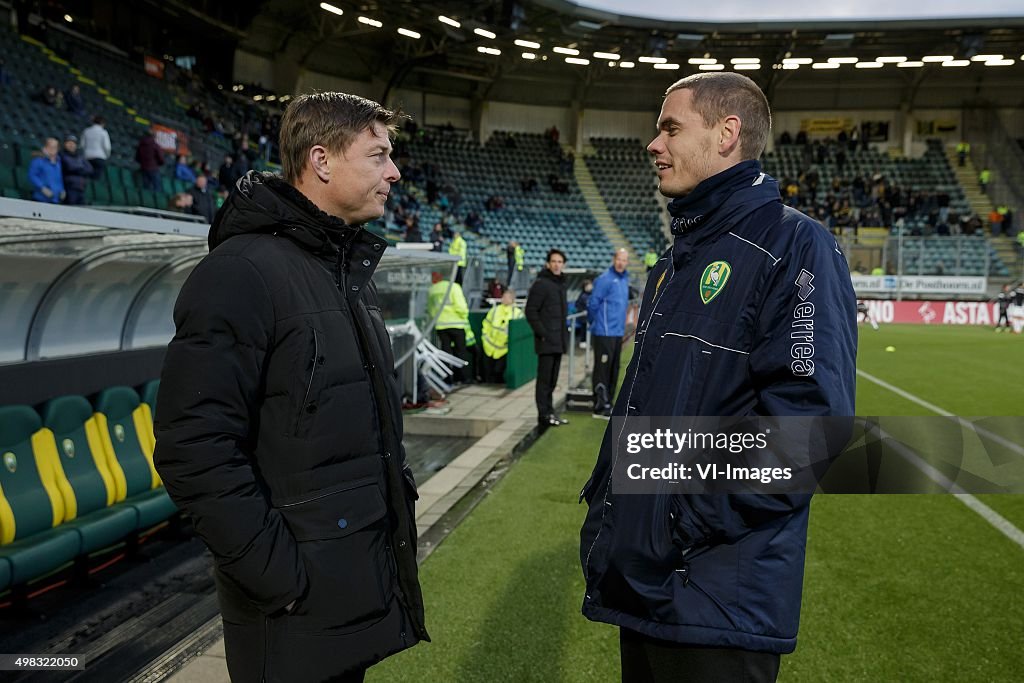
[857,369,1024,458]
[858,369,1024,550]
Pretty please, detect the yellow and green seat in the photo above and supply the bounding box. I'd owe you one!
[41,396,137,551]
[93,387,177,529]
[0,406,81,591]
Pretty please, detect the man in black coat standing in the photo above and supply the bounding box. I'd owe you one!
[153,93,426,682]
[525,248,569,428]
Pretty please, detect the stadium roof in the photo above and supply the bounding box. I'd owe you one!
[229,0,1024,109]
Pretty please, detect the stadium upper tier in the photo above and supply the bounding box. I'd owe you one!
[585,137,669,257]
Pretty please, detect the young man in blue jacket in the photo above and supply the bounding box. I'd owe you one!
[579,73,856,682]
[588,248,631,418]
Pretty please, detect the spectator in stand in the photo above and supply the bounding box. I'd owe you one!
[465,210,483,230]
[989,208,1004,236]
[135,130,165,192]
[28,138,64,204]
[175,154,197,183]
[430,223,444,252]
[188,174,217,223]
[65,84,86,117]
[218,154,242,192]
[81,116,111,180]
[59,134,92,205]
[36,85,63,108]
[778,130,792,145]
[168,192,193,213]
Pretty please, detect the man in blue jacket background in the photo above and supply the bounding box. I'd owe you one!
[579,72,856,682]
[588,248,631,418]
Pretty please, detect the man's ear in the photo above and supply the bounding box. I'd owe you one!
[309,145,330,183]
[719,115,742,157]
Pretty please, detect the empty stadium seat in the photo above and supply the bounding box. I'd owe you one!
[93,387,176,529]
[40,396,137,552]
[0,406,81,590]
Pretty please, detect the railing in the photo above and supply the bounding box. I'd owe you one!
[839,233,996,279]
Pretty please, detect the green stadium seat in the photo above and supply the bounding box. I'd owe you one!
[0,406,81,590]
[40,397,138,552]
[93,387,176,529]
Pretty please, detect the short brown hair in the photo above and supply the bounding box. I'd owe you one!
[665,73,771,160]
[278,92,405,184]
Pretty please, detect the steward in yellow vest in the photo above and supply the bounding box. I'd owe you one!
[427,273,470,383]
[481,289,523,383]
[449,230,468,284]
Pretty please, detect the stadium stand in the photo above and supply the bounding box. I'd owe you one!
[385,127,615,274]
[585,137,669,257]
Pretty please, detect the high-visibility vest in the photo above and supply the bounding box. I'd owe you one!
[427,280,470,331]
[449,235,467,267]
[514,245,524,270]
[956,142,970,154]
[644,250,658,268]
[481,303,524,359]
[979,169,991,184]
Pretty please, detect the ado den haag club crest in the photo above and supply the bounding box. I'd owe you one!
[699,261,732,304]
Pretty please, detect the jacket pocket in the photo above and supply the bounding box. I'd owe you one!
[276,478,392,632]
[292,326,324,437]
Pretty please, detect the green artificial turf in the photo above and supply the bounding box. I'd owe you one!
[370,324,1024,682]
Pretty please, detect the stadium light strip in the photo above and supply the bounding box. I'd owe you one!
[733,63,760,70]
[397,28,420,39]
[897,61,924,67]
[477,46,501,56]
[698,64,724,70]
[922,55,953,62]
[474,28,496,39]
[357,16,382,27]
[619,61,635,68]
[730,58,760,64]
[553,46,580,55]
[783,58,812,65]
[876,56,907,63]
[654,63,680,70]
[812,62,840,69]
[638,56,667,63]
[438,15,460,28]
[971,54,1002,61]
[319,2,343,16]
[984,59,1015,66]
[514,39,540,49]
[942,60,970,67]
[687,57,716,65]
[521,52,536,60]
[594,51,620,60]
[856,62,883,68]
[565,57,590,65]
[828,57,858,64]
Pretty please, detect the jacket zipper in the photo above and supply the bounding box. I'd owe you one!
[294,328,319,435]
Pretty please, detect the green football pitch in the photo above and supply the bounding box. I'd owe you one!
[371,324,1024,682]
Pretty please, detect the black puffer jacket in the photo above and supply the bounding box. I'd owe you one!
[154,171,426,682]
[525,267,569,354]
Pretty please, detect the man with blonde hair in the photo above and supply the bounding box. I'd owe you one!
[155,92,426,682]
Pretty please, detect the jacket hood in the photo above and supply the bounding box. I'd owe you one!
[208,171,359,255]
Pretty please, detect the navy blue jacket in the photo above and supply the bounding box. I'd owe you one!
[579,161,856,654]
[588,266,630,337]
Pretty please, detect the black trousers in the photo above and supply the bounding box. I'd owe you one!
[620,628,780,683]
[482,353,507,384]
[437,328,468,382]
[455,265,465,285]
[535,352,561,421]
[592,335,622,409]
